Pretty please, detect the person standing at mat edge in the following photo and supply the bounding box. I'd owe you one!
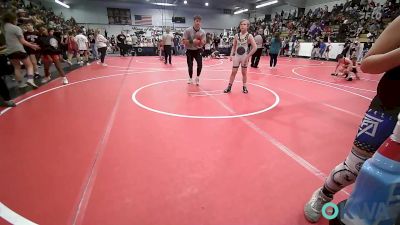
[250,28,264,68]
[162,27,173,65]
[223,19,257,94]
[304,16,400,223]
[2,11,40,89]
[95,29,108,66]
[269,32,281,68]
[182,15,206,86]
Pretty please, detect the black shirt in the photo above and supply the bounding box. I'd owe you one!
[213,37,220,46]
[53,31,62,46]
[24,31,39,53]
[88,34,95,44]
[363,42,372,50]
[24,31,39,43]
[37,35,61,55]
[117,34,126,44]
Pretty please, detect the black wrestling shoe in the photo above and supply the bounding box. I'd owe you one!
[243,86,248,94]
[224,86,232,93]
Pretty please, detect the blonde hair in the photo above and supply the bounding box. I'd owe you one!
[239,19,250,27]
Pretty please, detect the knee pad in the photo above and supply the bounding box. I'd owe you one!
[325,148,369,193]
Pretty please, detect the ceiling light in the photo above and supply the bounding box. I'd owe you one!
[234,8,248,14]
[153,2,177,6]
[55,0,70,8]
[256,0,278,8]
[205,2,209,6]
[184,0,187,4]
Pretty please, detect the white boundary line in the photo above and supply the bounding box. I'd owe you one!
[106,59,224,70]
[322,103,363,118]
[202,69,374,101]
[191,93,226,97]
[71,70,130,225]
[291,67,376,93]
[197,85,349,195]
[187,90,224,94]
[266,72,374,100]
[131,78,280,119]
[275,87,363,119]
[1,68,374,117]
[0,202,38,225]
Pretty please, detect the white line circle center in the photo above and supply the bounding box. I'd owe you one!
[131,79,280,119]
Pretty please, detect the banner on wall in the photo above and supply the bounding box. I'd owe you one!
[134,15,153,26]
[172,17,185,23]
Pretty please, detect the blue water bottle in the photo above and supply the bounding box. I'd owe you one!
[341,113,400,225]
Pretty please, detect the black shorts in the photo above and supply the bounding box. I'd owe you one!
[7,51,28,60]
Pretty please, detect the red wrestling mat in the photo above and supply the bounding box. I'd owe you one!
[0,56,380,225]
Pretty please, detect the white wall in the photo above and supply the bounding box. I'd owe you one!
[40,0,246,35]
[293,42,364,60]
[297,42,343,58]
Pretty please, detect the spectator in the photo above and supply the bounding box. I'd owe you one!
[173,35,180,55]
[323,40,331,60]
[162,27,173,64]
[269,32,281,68]
[342,39,352,57]
[36,27,68,85]
[66,31,77,65]
[116,31,126,56]
[310,37,321,59]
[2,11,39,88]
[251,29,263,68]
[319,41,326,59]
[125,34,132,56]
[132,33,138,55]
[88,32,98,60]
[291,39,300,57]
[358,39,372,62]
[94,29,108,66]
[23,22,40,77]
[0,30,16,107]
[74,30,90,65]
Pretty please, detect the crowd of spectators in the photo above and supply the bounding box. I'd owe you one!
[250,0,400,42]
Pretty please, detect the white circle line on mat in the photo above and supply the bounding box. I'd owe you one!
[131,78,280,119]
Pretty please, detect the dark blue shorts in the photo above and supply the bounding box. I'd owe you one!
[354,108,397,153]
